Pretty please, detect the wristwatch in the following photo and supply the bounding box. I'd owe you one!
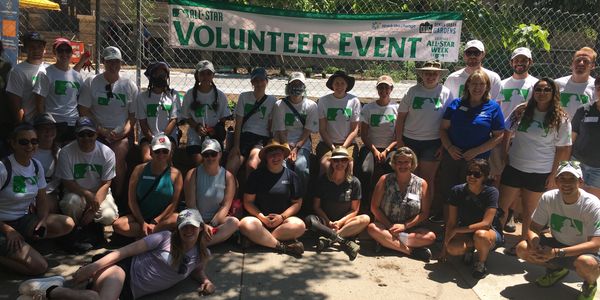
[555,248,566,258]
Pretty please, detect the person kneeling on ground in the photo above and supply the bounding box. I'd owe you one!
[17,208,214,300]
[367,147,436,262]
[305,146,369,261]
[185,139,239,246]
[516,161,600,300]
[238,140,305,257]
[439,159,504,279]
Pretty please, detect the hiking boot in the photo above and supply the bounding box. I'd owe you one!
[341,240,360,261]
[316,237,332,253]
[536,268,569,287]
[19,275,65,297]
[472,261,488,279]
[578,281,598,300]
[504,215,516,233]
[411,247,432,263]
[281,240,304,257]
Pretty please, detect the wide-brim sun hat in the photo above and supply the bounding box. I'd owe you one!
[259,140,291,161]
[415,60,449,76]
[326,70,355,92]
[330,146,352,160]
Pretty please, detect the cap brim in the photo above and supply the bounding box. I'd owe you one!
[75,126,96,133]
[151,144,170,151]
[259,145,290,160]
[326,74,355,91]
[178,220,202,230]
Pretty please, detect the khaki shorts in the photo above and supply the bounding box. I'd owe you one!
[59,191,119,225]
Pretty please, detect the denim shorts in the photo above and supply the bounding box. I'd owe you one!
[401,136,441,161]
[580,161,600,189]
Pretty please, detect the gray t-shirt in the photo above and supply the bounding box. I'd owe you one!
[195,166,226,221]
[532,189,600,248]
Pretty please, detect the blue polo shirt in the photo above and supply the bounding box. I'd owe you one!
[443,98,505,158]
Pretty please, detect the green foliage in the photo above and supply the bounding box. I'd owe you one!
[502,23,551,52]
[324,66,344,74]
[364,62,416,81]
[304,67,313,77]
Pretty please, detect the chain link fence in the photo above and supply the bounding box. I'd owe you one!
[16,0,600,102]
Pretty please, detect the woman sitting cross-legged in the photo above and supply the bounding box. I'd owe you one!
[367,147,436,262]
[305,146,370,261]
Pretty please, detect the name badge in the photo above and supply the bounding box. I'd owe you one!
[584,116,599,123]
[459,106,469,111]
[142,176,156,180]
[407,192,420,201]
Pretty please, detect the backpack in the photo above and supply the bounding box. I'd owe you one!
[0,157,40,191]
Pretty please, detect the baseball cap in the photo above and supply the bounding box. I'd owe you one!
[177,209,204,230]
[556,161,583,179]
[23,32,46,45]
[376,75,394,87]
[102,46,123,61]
[201,138,221,154]
[465,40,485,52]
[195,60,215,73]
[250,67,268,81]
[53,38,71,50]
[144,61,170,79]
[151,133,172,151]
[33,113,57,127]
[75,116,97,133]
[288,72,306,84]
[511,47,532,60]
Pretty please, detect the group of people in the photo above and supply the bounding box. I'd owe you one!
[0,31,599,300]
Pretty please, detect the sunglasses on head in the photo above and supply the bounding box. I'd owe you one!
[153,148,170,155]
[77,131,96,138]
[201,151,219,158]
[465,50,482,56]
[466,170,483,178]
[17,138,39,146]
[178,256,191,274]
[534,87,553,93]
[559,160,581,168]
[105,84,114,99]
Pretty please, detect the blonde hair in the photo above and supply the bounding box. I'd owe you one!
[574,47,597,62]
[326,158,353,182]
[390,147,418,171]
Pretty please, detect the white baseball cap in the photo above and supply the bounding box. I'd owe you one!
[556,161,583,179]
[151,134,172,151]
[201,138,221,154]
[511,47,532,60]
[288,72,306,84]
[465,40,485,52]
[102,46,123,61]
[195,60,215,73]
[177,209,204,230]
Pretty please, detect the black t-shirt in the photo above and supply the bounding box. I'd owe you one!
[245,167,302,215]
[448,183,500,229]
[315,175,361,220]
[572,103,600,167]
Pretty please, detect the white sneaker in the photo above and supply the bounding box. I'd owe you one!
[18,275,65,297]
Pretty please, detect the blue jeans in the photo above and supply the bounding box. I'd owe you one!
[285,147,311,196]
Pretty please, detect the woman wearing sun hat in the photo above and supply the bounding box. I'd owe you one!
[316,70,361,175]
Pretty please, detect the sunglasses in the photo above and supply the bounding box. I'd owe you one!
[559,160,581,168]
[17,138,39,146]
[105,84,114,99]
[465,50,482,57]
[534,87,553,93]
[178,255,191,275]
[153,149,170,155]
[466,170,483,178]
[77,131,96,138]
[201,151,219,158]
[331,158,349,163]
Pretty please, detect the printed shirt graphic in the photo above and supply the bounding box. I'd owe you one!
[497,75,538,117]
[399,84,453,140]
[33,65,84,125]
[272,98,319,149]
[136,91,180,137]
[79,74,139,129]
[56,141,116,192]
[317,93,361,144]
[181,87,231,146]
[555,75,596,119]
[234,91,276,137]
[5,61,47,122]
[532,189,600,248]
[443,67,502,100]
[0,155,47,221]
[360,101,399,148]
[505,108,571,173]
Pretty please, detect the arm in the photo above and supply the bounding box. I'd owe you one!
[190,257,215,295]
[33,93,45,115]
[440,119,462,160]
[546,146,571,188]
[34,188,49,230]
[395,111,408,147]
[164,118,178,136]
[231,115,244,153]
[279,198,302,221]
[463,130,504,161]
[243,193,269,225]
[501,129,512,165]
[139,119,153,141]
[210,170,236,226]
[342,121,359,148]
[127,165,147,227]
[184,168,197,209]
[319,118,334,150]
[334,199,360,226]
[62,179,96,207]
[8,93,24,123]
[94,180,112,206]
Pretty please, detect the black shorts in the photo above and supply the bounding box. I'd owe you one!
[91,251,134,300]
[239,132,269,157]
[500,165,549,193]
[540,236,600,270]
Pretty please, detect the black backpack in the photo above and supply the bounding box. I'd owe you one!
[0,157,40,191]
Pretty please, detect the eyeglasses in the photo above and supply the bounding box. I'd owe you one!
[466,170,483,178]
[105,84,114,99]
[77,131,96,138]
[465,50,482,57]
[534,87,553,93]
[201,151,219,158]
[178,255,191,274]
[153,148,170,155]
[17,138,39,146]
[574,57,592,65]
[559,160,581,168]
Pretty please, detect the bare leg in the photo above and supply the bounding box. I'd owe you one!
[367,222,437,254]
[140,142,152,163]
[416,160,440,209]
[110,138,130,202]
[337,214,370,238]
[239,216,279,248]
[319,156,330,176]
[574,255,600,284]
[226,151,245,178]
[498,184,521,227]
[520,189,543,241]
[206,216,240,246]
[271,217,305,241]
[45,213,75,239]
[92,265,126,300]
[473,229,497,263]
[445,233,475,257]
[153,213,178,233]
[0,243,47,275]
[112,215,142,238]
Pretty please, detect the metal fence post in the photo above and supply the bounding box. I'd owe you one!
[136,0,142,88]
[94,0,100,75]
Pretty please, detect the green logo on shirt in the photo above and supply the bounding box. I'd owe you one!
[147,104,172,117]
[458,84,465,98]
[98,93,126,107]
[370,114,396,127]
[551,214,583,237]
[560,93,590,107]
[12,176,37,193]
[243,103,267,119]
[500,88,529,103]
[413,96,442,110]
[73,163,103,179]
[517,119,550,137]
[326,108,352,121]
[284,112,306,126]
[54,80,81,95]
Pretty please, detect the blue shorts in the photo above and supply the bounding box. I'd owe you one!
[581,161,600,189]
[402,136,441,161]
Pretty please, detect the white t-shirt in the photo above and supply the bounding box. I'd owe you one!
[444,67,502,100]
[317,93,361,144]
[5,61,47,122]
[532,189,600,248]
[497,75,539,117]
[234,91,277,137]
[181,87,231,146]
[33,65,84,126]
[32,148,61,194]
[56,141,116,192]
[136,90,180,138]
[79,74,138,129]
[505,108,572,173]
[360,101,399,148]
[554,75,596,119]
[398,84,453,140]
[0,155,47,221]
[272,98,319,150]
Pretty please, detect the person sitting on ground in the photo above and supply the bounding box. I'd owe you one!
[55,117,119,246]
[226,67,276,179]
[515,161,600,300]
[439,159,504,279]
[0,123,75,275]
[32,113,62,213]
[367,147,436,262]
[136,61,181,162]
[17,208,214,300]
[113,134,181,239]
[181,60,231,165]
[185,139,239,247]
[238,140,306,257]
[272,71,319,198]
[305,146,369,261]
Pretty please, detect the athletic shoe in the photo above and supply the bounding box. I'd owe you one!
[578,281,598,300]
[341,240,360,261]
[316,237,332,252]
[411,247,432,262]
[18,275,65,296]
[472,261,488,279]
[282,240,304,257]
[535,268,569,287]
